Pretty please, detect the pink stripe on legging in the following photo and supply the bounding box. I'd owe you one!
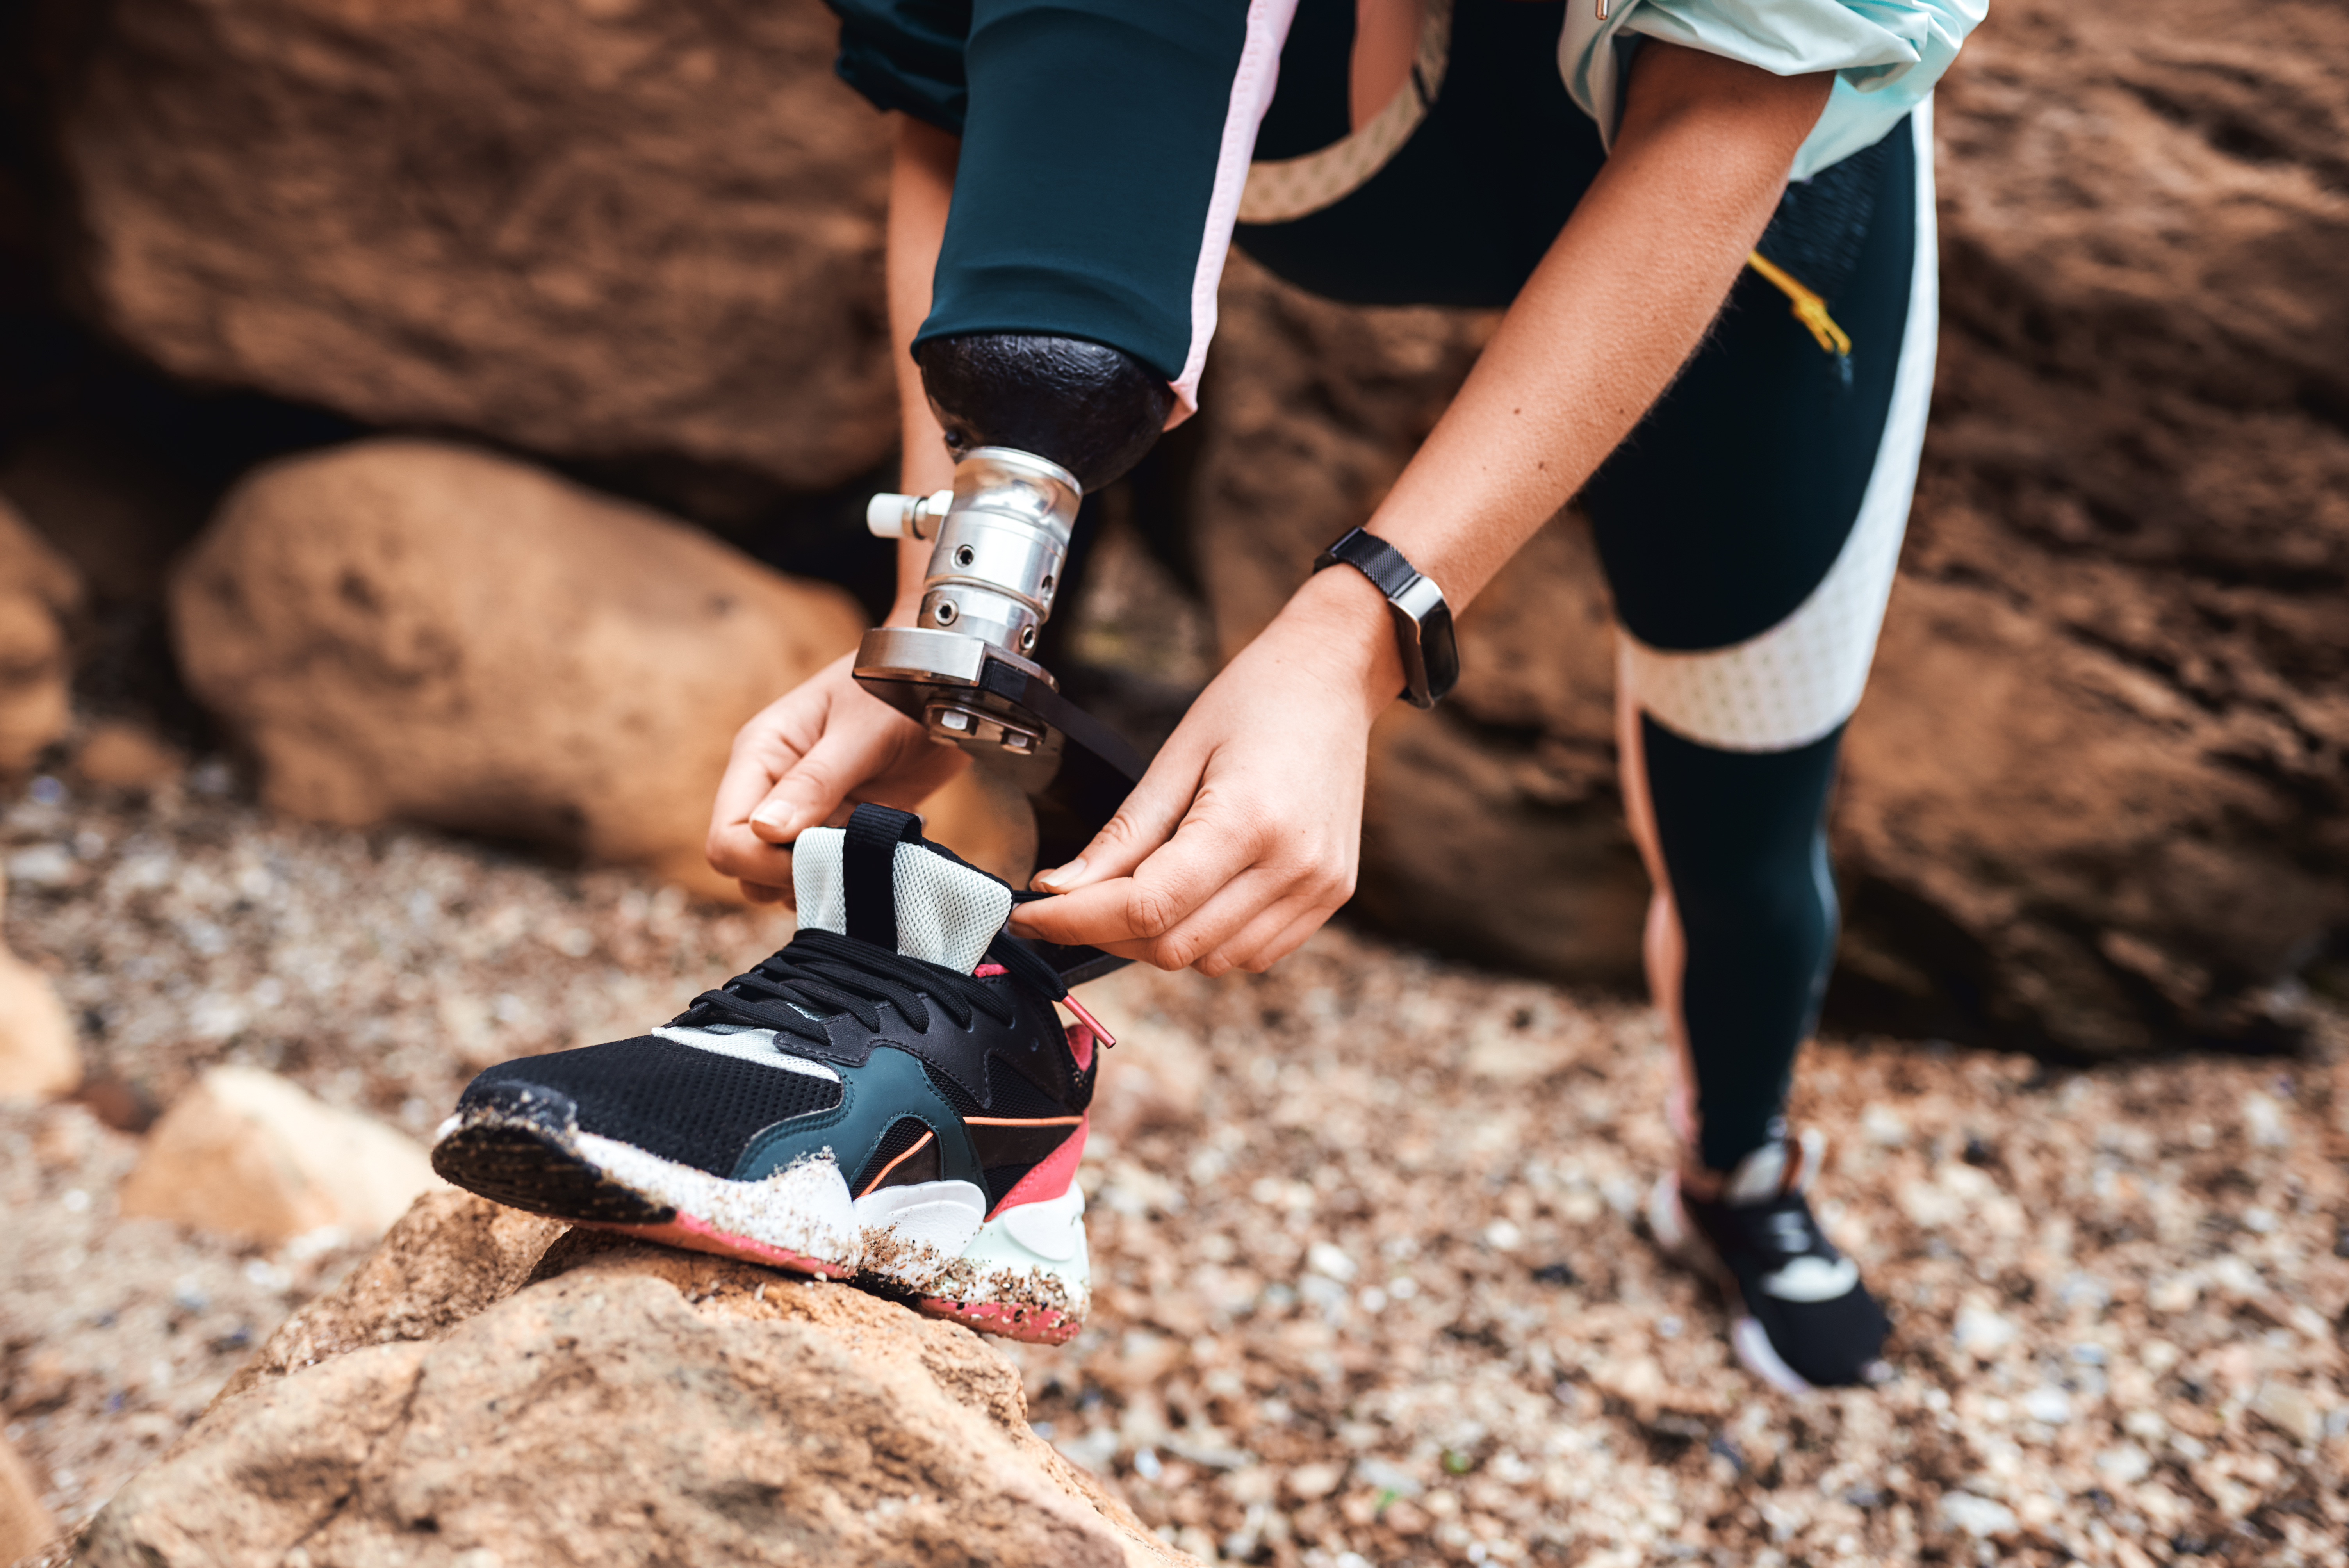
[1167,0,1300,425]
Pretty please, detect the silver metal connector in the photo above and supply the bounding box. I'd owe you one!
[854,447,1083,765]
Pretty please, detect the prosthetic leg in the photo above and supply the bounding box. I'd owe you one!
[853,334,1174,977]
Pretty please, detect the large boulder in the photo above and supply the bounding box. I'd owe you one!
[1192,0,2349,1053]
[116,1066,441,1245]
[46,0,897,492]
[84,1193,1196,1568]
[0,495,81,774]
[0,862,80,1102]
[169,438,868,899]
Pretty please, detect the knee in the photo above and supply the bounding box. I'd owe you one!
[916,333,1173,492]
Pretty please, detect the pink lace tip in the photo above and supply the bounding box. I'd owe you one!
[1060,994,1115,1050]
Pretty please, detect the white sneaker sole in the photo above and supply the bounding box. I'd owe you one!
[859,1181,1091,1344]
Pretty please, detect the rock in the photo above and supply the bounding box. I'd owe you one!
[169,439,865,899]
[49,0,896,493]
[2248,1380,2324,1447]
[1937,1491,2019,1539]
[1952,1303,2019,1359]
[116,1065,440,1245]
[212,1188,568,1405]
[0,864,81,1101]
[0,1429,62,1566]
[71,718,186,790]
[0,495,82,774]
[85,1200,1196,1568]
[1191,0,2349,1053]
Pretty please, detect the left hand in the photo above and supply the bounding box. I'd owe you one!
[1008,568,1400,975]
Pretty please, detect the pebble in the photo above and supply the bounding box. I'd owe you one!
[1937,1493,2018,1538]
[2247,1381,2322,1445]
[1953,1305,2018,1358]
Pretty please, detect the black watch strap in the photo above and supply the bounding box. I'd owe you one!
[1312,527,1461,709]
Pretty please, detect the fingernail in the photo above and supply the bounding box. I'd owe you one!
[1031,856,1085,892]
[750,801,796,833]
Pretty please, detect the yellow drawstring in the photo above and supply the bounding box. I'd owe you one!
[1745,250,1852,360]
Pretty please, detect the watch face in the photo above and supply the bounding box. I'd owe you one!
[1421,602,1461,700]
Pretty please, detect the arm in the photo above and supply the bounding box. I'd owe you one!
[1009,42,1835,969]
[704,115,970,901]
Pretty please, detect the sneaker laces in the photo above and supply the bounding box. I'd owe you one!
[677,928,1024,1048]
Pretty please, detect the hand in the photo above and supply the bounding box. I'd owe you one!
[1007,568,1400,975]
[706,650,970,903]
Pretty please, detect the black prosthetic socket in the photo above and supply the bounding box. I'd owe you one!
[916,333,1174,492]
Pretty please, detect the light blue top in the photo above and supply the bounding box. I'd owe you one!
[1558,0,1987,179]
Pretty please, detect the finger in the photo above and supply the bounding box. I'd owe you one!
[1198,891,1342,976]
[1143,864,1317,972]
[1028,740,1209,894]
[738,878,790,906]
[1011,816,1261,953]
[745,718,900,844]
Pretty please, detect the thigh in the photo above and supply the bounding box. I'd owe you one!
[1233,0,1606,309]
[1589,113,1927,699]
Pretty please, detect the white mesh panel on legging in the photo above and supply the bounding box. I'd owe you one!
[790,826,1012,973]
[1619,102,1938,754]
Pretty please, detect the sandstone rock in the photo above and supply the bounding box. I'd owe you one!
[169,439,866,899]
[0,864,80,1102]
[0,1430,61,1566]
[117,1065,440,1244]
[87,1196,1195,1568]
[50,0,896,492]
[0,495,81,774]
[1192,0,2349,1053]
[71,718,186,790]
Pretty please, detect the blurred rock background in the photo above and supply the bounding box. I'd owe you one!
[0,0,2345,1560]
[2,0,2340,1066]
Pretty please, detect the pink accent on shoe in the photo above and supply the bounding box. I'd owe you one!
[1064,1021,1096,1072]
[596,1213,849,1279]
[973,962,1009,977]
[987,1116,1086,1220]
[916,1296,1081,1345]
[1060,994,1115,1052]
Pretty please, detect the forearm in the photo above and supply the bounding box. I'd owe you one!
[1281,43,1835,705]
[887,114,962,617]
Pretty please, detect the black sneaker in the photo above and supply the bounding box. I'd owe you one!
[431,804,1110,1342]
[1647,1131,1891,1392]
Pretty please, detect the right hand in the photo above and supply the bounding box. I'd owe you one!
[705,650,970,904]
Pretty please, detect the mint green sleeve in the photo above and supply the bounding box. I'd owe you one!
[1560,0,1986,178]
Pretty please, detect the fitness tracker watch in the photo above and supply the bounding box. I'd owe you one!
[1311,527,1460,709]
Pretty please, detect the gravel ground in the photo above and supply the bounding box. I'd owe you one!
[5,766,2347,1566]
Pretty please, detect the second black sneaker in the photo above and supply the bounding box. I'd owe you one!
[1647,1131,1892,1392]
[431,804,1109,1342]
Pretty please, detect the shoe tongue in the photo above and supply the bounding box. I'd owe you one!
[790,809,1011,972]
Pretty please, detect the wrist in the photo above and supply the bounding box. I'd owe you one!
[1269,563,1408,723]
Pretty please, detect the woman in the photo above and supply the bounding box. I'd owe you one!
[438,0,1981,1389]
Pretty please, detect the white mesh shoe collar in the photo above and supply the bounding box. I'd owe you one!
[790,825,1011,973]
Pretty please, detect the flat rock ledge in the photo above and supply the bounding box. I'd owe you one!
[80,1192,1193,1568]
